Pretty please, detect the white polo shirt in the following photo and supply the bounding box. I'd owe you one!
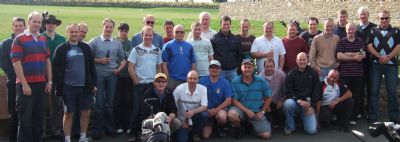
[173,83,208,120]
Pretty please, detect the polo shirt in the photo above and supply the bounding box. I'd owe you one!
[128,43,162,84]
[173,83,208,120]
[131,32,164,49]
[162,39,196,81]
[231,75,272,112]
[199,76,233,109]
[336,37,365,77]
[42,32,66,59]
[251,35,286,73]
[259,69,286,102]
[11,30,50,83]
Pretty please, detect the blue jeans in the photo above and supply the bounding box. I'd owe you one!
[16,82,46,142]
[319,67,331,81]
[92,73,118,135]
[283,99,317,134]
[221,68,237,83]
[175,112,208,142]
[368,63,399,122]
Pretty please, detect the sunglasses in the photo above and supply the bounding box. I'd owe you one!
[175,31,185,34]
[146,21,155,24]
[379,17,390,20]
[155,80,167,83]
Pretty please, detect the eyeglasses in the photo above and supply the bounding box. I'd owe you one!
[155,80,167,83]
[175,31,185,34]
[146,21,155,24]
[379,17,390,20]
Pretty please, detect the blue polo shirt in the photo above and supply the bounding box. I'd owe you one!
[231,75,272,112]
[199,76,233,109]
[162,39,196,81]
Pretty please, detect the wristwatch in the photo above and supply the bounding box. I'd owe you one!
[261,110,266,114]
[48,81,53,84]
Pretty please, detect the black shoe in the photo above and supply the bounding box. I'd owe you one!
[217,127,226,138]
[90,133,101,140]
[234,126,243,139]
[51,134,64,140]
[106,131,117,138]
[338,126,350,133]
[73,133,81,140]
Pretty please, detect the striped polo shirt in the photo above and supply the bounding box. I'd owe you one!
[11,30,50,83]
[231,75,272,112]
[336,37,365,77]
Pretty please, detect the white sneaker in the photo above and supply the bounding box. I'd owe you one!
[350,121,357,125]
[357,114,363,119]
[117,128,124,134]
[79,137,92,142]
[284,128,292,135]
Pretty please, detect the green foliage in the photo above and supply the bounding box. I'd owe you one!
[0,69,4,77]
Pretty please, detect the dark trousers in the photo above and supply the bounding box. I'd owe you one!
[16,82,46,142]
[114,77,133,130]
[319,99,354,129]
[129,83,152,136]
[268,102,284,126]
[362,60,371,116]
[7,82,17,142]
[341,76,364,120]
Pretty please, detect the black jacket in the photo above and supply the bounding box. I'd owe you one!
[52,41,97,95]
[141,87,177,117]
[0,34,16,83]
[210,30,242,70]
[285,66,321,109]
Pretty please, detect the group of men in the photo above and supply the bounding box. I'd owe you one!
[0,6,400,142]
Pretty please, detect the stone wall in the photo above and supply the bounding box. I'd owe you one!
[220,0,400,26]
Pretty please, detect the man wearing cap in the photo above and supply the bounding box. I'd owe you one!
[130,73,180,142]
[127,25,162,140]
[89,18,126,140]
[11,11,52,142]
[227,59,272,139]
[283,52,320,135]
[199,60,232,139]
[131,14,164,48]
[162,24,196,91]
[42,14,66,140]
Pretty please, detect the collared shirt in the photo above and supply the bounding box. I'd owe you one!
[173,83,208,121]
[162,39,196,81]
[89,36,125,76]
[131,32,164,49]
[11,30,50,83]
[251,35,286,72]
[259,69,286,102]
[42,32,66,59]
[100,35,114,42]
[199,76,233,109]
[320,78,349,106]
[231,75,272,112]
[128,43,162,84]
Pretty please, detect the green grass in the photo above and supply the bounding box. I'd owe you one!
[0,4,292,41]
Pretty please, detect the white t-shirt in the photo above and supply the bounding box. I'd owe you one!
[187,29,217,40]
[173,83,208,120]
[251,35,286,73]
[186,38,214,77]
[128,44,162,84]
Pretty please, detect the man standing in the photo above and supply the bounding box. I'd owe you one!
[282,22,309,72]
[162,24,196,91]
[187,12,217,40]
[52,23,97,142]
[131,14,164,48]
[237,19,256,74]
[210,15,241,82]
[0,17,25,142]
[300,17,322,49]
[356,6,377,118]
[251,21,286,73]
[187,21,214,78]
[199,60,232,139]
[89,18,126,140]
[259,59,286,127]
[42,14,66,140]
[367,10,400,123]
[309,19,340,81]
[163,19,174,43]
[283,52,319,135]
[114,23,133,134]
[127,26,162,141]
[11,11,52,142]
[227,59,272,139]
[174,70,208,142]
[333,10,349,39]
[78,23,89,42]
[318,70,353,132]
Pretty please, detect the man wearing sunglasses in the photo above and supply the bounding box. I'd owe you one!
[131,14,164,49]
[367,10,400,124]
[199,60,232,139]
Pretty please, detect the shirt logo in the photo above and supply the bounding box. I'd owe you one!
[216,88,220,94]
